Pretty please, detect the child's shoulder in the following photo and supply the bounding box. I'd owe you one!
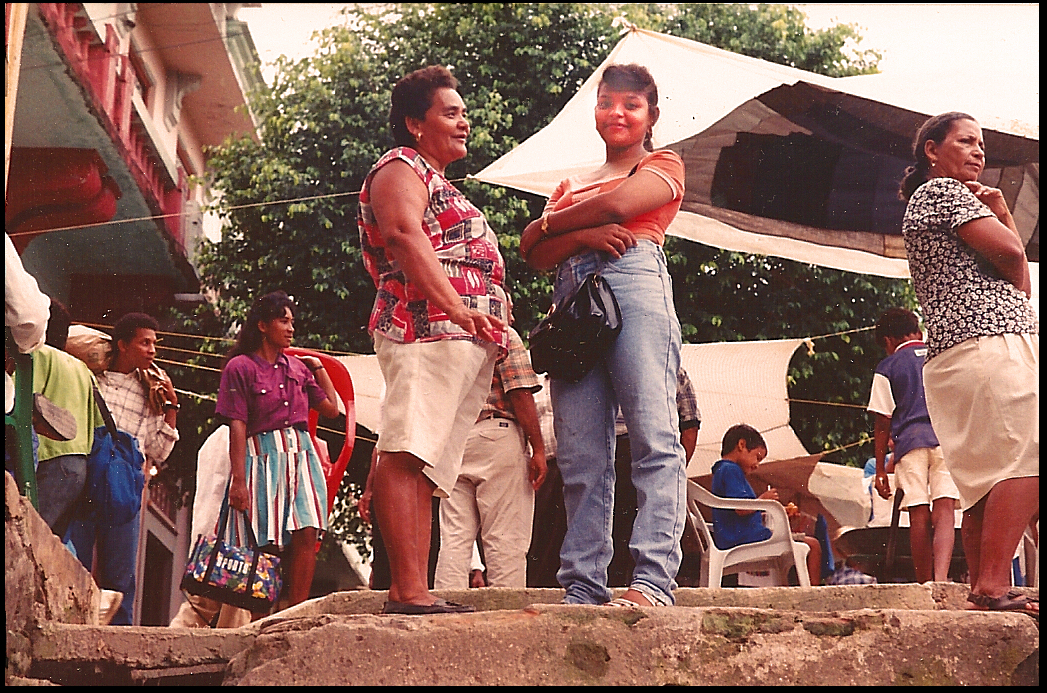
[712,458,743,477]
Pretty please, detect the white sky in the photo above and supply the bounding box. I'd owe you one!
[241,3,1038,87]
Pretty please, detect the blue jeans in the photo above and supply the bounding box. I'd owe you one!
[66,509,140,625]
[552,241,687,605]
[35,454,87,537]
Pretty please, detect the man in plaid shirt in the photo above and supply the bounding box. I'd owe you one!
[67,312,179,625]
[434,326,546,589]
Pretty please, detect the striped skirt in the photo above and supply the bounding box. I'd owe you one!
[230,427,328,551]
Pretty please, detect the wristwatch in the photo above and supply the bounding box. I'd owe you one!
[163,401,180,411]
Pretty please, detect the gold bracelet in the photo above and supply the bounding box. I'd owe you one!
[540,214,550,238]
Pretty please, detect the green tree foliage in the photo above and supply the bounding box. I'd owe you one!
[185,2,911,493]
[643,3,881,76]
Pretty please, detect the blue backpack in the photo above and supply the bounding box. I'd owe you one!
[84,387,146,527]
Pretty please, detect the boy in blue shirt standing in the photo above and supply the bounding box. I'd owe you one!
[867,308,958,583]
[711,424,821,585]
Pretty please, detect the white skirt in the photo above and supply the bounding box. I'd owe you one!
[923,333,1038,511]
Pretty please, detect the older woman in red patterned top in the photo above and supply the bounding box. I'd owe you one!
[358,65,508,615]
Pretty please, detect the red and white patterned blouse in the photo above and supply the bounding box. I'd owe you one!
[358,147,509,352]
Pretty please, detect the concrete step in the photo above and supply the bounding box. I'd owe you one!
[25,585,1038,686]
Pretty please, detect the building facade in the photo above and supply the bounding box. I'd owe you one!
[6,2,263,625]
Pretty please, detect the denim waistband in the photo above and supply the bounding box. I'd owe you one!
[554,240,667,297]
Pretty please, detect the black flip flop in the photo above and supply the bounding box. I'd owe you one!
[33,393,77,441]
[381,598,475,615]
[967,591,1039,621]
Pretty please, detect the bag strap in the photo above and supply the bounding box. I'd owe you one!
[91,383,119,438]
[202,494,238,582]
[203,492,266,584]
[214,486,263,548]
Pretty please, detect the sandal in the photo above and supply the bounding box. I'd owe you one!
[966,590,1039,620]
[33,393,77,441]
[605,588,663,608]
[381,598,475,615]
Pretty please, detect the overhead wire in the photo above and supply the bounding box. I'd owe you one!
[5,180,470,238]
[137,320,872,454]
[94,317,879,421]
[23,2,355,76]
[20,20,259,75]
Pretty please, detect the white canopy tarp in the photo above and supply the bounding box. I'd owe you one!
[474,27,837,198]
[473,27,1038,283]
[335,338,809,478]
[334,344,976,535]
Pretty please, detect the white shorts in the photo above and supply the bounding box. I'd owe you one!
[374,335,498,497]
[893,447,959,509]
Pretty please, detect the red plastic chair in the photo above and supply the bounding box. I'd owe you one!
[284,348,356,515]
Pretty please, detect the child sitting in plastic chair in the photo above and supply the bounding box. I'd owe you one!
[711,424,821,586]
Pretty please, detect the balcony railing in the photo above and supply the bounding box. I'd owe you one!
[38,3,186,250]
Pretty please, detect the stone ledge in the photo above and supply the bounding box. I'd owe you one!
[26,594,1038,686]
[228,604,1038,686]
[256,581,1002,621]
[28,622,256,686]
[5,471,99,682]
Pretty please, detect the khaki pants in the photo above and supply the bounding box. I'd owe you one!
[169,594,251,629]
[434,418,535,589]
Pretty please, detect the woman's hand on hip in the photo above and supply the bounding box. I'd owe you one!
[447,304,505,343]
[579,224,637,258]
[296,355,323,371]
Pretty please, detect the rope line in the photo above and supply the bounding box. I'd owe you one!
[170,387,350,441]
[8,178,467,238]
[787,398,868,410]
[153,358,219,374]
[169,379,861,454]
[77,320,867,357]
[156,344,226,359]
[154,353,874,412]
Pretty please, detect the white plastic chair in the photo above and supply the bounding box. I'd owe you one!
[686,480,811,588]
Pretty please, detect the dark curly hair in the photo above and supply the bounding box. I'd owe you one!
[898,111,977,201]
[874,307,922,348]
[111,312,159,354]
[389,65,459,148]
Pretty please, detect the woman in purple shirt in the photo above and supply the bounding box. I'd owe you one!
[216,291,339,609]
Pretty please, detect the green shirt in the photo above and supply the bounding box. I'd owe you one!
[30,345,102,461]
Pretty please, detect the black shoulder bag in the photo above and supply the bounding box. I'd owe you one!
[528,273,622,383]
